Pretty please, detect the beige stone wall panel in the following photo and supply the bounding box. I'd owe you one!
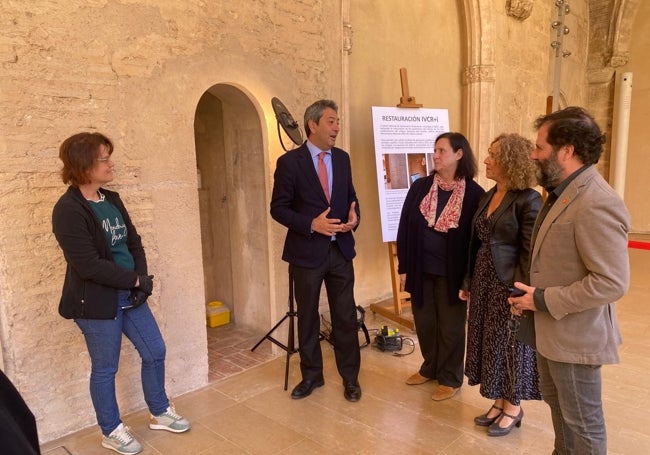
[1,0,344,442]
[348,0,464,304]
[618,0,648,232]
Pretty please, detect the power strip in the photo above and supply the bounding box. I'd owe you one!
[374,325,403,351]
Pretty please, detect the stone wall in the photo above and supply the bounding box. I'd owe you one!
[348,0,465,304]
[609,0,650,236]
[0,0,344,442]
[1,0,647,445]
[615,0,649,232]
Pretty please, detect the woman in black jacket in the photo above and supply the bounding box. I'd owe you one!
[460,133,542,437]
[52,132,190,455]
[396,132,484,401]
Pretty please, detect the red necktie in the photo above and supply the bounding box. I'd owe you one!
[318,152,330,203]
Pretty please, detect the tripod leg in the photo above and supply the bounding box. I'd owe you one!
[284,350,291,391]
[252,264,298,390]
[284,307,296,390]
[251,313,290,352]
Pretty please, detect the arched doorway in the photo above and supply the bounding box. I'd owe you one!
[194,84,272,379]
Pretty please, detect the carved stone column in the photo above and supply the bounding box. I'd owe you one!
[461,0,496,188]
[463,64,496,188]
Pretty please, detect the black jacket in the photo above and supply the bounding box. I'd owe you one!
[465,187,542,288]
[270,142,360,268]
[396,175,484,307]
[0,370,40,455]
[52,186,147,319]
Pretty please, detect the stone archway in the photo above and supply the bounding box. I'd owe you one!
[193,84,270,332]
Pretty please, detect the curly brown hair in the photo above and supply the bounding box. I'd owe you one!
[490,133,536,190]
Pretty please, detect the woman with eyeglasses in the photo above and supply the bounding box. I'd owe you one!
[52,132,189,455]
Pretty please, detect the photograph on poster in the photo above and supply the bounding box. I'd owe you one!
[372,106,449,242]
[407,153,427,184]
[383,153,408,190]
[383,152,429,190]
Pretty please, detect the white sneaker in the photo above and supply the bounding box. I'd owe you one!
[149,405,191,433]
[101,423,142,455]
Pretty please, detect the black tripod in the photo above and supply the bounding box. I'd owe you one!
[251,265,298,391]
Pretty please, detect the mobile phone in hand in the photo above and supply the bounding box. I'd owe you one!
[509,287,525,297]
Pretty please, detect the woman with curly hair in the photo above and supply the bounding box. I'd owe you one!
[460,133,542,436]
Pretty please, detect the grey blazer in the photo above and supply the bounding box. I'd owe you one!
[530,166,630,365]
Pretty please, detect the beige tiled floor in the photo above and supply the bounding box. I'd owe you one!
[41,248,650,454]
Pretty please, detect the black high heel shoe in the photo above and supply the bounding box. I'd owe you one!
[487,408,523,436]
[474,405,503,426]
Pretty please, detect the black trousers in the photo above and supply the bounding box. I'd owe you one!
[291,242,360,384]
[411,273,466,388]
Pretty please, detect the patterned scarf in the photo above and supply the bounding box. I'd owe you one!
[419,173,466,232]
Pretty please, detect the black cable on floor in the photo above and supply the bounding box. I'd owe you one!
[368,327,416,356]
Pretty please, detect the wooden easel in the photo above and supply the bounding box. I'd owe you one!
[368,68,422,331]
[368,242,414,330]
[396,67,422,108]
[542,95,553,201]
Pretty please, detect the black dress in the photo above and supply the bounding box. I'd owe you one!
[464,212,541,405]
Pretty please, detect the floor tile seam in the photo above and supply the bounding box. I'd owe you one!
[244,396,380,447]
[200,402,306,453]
[337,397,469,445]
[218,357,264,369]
[240,400,309,439]
[210,358,247,371]
[190,426,254,455]
[272,438,323,455]
[225,351,275,364]
[207,356,285,386]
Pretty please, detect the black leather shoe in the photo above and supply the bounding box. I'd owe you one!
[487,409,523,436]
[343,381,362,402]
[291,379,324,399]
[474,405,503,426]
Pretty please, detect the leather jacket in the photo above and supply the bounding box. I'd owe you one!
[465,187,542,288]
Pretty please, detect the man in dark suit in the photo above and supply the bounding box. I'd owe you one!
[270,99,362,402]
[510,107,630,454]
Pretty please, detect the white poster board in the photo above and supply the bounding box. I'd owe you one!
[371,106,450,242]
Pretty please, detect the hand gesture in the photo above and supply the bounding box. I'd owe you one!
[311,207,342,236]
[341,201,358,232]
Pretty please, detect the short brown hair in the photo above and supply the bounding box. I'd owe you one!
[59,132,113,186]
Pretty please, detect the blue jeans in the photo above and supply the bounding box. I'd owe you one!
[537,353,606,455]
[75,291,168,435]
